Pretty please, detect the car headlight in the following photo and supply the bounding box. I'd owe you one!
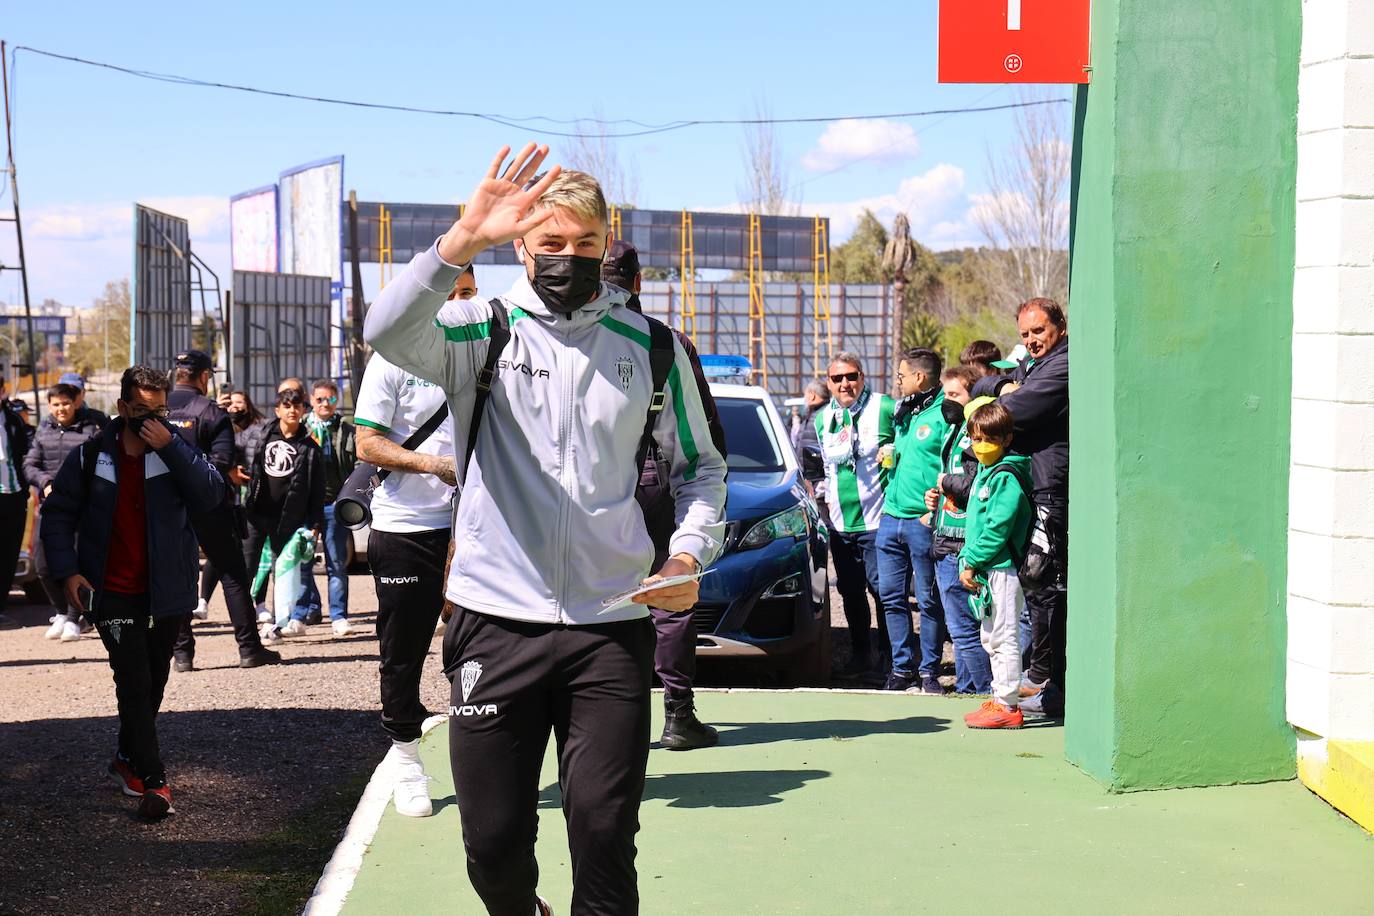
[737,505,808,551]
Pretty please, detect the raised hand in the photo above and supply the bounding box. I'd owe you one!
[438,144,563,265]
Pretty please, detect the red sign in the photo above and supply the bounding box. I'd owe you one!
[938,0,1092,84]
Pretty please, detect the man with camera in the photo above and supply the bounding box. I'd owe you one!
[347,265,474,818]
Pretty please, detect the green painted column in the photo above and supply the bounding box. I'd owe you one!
[1064,0,1300,789]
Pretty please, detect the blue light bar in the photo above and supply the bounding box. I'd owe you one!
[699,355,753,380]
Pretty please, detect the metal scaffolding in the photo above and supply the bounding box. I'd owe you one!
[679,209,697,342]
[812,215,833,377]
[747,213,767,388]
[609,204,622,244]
[376,204,394,288]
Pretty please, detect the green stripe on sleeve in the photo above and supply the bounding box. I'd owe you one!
[598,315,651,349]
[353,417,391,433]
[510,307,531,324]
[434,318,491,342]
[666,363,700,482]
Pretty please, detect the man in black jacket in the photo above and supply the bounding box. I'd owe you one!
[0,373,33,627]
[167,349,280,670]
[41,365,226,820]
[998,298,1069,717]
[605,241,728,751]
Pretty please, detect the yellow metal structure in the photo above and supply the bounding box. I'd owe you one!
[609,204,622,243]
[679,209,697,342]
[377,204,394,289]
[747,212,767,387]
[812,215,834,376]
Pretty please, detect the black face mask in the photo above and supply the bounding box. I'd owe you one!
[126,415,149,435]
[941,399,966,426]
[530,254,603,316]
[228,409,246,423]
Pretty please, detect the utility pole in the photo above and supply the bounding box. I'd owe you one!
[0,41,42,423]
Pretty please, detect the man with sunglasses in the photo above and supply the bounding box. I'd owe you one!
[816,354,895,679]
[41,366,226,820]
[167,349,280,670]
[296,379,356,634]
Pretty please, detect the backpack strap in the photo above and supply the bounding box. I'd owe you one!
[633,316,677,478]
[463,298,512,475]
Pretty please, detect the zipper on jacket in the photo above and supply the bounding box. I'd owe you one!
[549,324,571,624]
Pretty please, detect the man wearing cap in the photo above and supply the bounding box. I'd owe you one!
[603,239,727,751]
[167,349,281,669]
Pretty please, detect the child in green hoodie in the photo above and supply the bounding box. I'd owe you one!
[959,401,1033,729]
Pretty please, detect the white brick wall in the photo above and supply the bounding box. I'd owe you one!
[1289,0,1374,740]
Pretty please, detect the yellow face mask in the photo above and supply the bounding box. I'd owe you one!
[972,441,1006,466]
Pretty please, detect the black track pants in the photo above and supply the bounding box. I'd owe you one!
[1024,496,1068,690]
[443,608,654,916]
[174,506,264,659]
[370,527,449,742]
[91,591,180,785]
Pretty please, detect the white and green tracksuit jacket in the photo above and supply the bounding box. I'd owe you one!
[364,242,727,626]
[814,390,895,533]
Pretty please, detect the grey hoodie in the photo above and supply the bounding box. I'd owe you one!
[364,242,727,625]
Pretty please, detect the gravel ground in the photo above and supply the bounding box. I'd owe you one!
[0,569,939,915]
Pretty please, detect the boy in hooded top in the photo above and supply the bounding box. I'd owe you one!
[959,401,1033,730]
[364,144,726,916]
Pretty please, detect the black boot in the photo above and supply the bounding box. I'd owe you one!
[660,691,719,751]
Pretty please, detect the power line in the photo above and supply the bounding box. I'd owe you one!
[13,44,1069,140]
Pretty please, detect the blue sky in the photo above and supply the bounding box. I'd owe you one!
[2,0,1069,308]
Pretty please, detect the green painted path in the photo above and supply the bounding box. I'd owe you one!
[341,693,1373,914]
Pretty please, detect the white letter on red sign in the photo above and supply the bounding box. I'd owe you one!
[1008,0,1022,30]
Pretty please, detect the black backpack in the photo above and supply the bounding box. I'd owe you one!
[987,463,1056,592]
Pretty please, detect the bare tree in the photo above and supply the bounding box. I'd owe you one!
[565,111,640,206]
[737,102,796,216]
[972,88,1071,307]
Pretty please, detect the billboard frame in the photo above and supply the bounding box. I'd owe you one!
[229,183,279,274]
[279,155,346,385]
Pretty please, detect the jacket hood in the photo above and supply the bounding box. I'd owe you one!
[991,453,1032,483]
[501,272,630,332]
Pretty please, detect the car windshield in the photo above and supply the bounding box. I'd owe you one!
[715,397,786,473]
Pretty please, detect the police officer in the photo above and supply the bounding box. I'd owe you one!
[168,349,281,670]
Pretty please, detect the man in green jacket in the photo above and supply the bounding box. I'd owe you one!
[960,401,1032,729]
[875,348,950,693]
[296,378,357,634]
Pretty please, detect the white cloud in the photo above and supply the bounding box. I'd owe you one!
[15,197,230,307]
[801,119,922,171]
[811,163,968,242]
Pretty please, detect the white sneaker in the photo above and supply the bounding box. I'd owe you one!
[44,615,67,640]
[260,623,283,644]
[281,619,308,637]
[331,618,354,637]
[59,619,82,642]
[391,743,433,817]
[193,599,210,621]
[256,604,273,624]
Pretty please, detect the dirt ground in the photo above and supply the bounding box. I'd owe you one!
[0,569,931,915]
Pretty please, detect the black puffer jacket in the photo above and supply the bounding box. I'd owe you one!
[999,338,1069,498]
[24,411,106,494]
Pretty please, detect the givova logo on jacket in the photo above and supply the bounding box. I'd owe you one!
[449,660,497,716]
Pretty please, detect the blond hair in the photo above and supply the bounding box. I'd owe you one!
[528,170,608,228]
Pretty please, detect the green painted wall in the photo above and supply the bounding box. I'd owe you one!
[1064,0,1299,789]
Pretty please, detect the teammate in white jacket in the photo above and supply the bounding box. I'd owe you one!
[365,144,727,916]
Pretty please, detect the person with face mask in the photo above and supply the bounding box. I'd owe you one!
[958,401,1033,730]
[39,365,226,820]
[166,349,281,670]
[874,347,951,693]
[364,144,727,915]
[926,365,993,694]
[294,379,356,634]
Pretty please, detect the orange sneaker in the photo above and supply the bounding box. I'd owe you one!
[964,701,1024,729]
[138,784,175,821]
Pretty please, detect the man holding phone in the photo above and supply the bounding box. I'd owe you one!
[40,366,226,821]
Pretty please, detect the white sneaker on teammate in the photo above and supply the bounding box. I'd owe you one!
[260,623,283,644]
[391,740,433,818]
[193,599,210,621]
[281,619,308,637]
[256,604,273,624]
[44,615,68,640]
[331,618,354,637]
[59,619,82,642]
